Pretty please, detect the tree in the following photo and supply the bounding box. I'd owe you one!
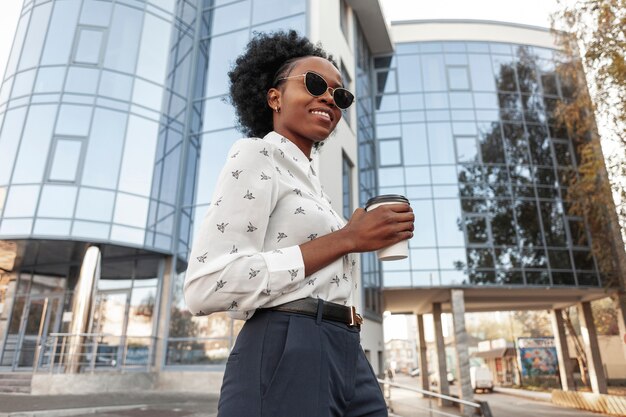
[551,0,626,289]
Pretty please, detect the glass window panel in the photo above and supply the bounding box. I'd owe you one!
[379,139,402,166]
[515,200,543,246]
[424,92,448,109]
[202,96,236,131]
[110,224,145,245]
[377,70,397,94]
[376,112,400,124]
[118,116,158,196]
[376,124,401,139]
[427,123,455,164]
[128,286,156,337]
[33,219,71,235]
[104,5,143,73]
[4,185,40,217]
[402,111,425,123]
[490,43,512,55]
[395,43,419,54]
[65,67,98,94]
[136,14,171,83]
[438,247,466,270]
[573,250,595,271]
[80,0,112,26]
[440,270,466,286]
[445,54,468,65]
[406,186,431,199]
[396,55,422,92]
[382,257,410,272]
[251,0,305,25]
[433,185,458,198]
[404,167,430,185]
[409,200,436,247]
[426,110,449,122]
[0,219,33,235]
[468,54,495,92]
[0,107,28,184]
[447,66,470,90]
[114,193,149,228]
[208,1,250,35]
[149,0,177,13]
[5,13,30,78]
[434,199,464,246]
[410,248,438,269]
[73,28,104,65]
[421,55,446,91]
[473,92,498,109]
[72,220,110,239]
[376,94,399,112]
[382,272,411,287]
[12,105,56,184]
[98,71,133,101]
[55,105,91,136]
[452,122,477,136]
[449,92,473,109]
[34,67,65,93]
[0,76,14,103]
[377,167,403,187]
[195,129,239,205]
[251,13,305,34]
[467,42,489,53]
[431,166,457,184]
[132,79,164,110]
[19,3,53,70]
[37,185,77,218]
[0,187,6,212]
[82,109,127,188]
[41,1,80,65]
[75,188,114,221]
[11,69,36,97]
[401,123,428,165]
[399,93,424,110]
[49,139,82,182]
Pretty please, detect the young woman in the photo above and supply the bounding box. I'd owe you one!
[184,30,414,417]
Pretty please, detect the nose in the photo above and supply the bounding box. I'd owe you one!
[319,87,336,107]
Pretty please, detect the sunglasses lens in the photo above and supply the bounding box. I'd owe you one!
[305,72,328,96]
[334,89,354,109]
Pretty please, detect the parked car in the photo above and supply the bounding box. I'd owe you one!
[470,366,494,393]
[430,371,455,386]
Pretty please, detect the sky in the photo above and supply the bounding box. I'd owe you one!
[0,0,561,84]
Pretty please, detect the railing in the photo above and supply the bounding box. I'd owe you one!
[35,333,156,373]
[378,379,493,417]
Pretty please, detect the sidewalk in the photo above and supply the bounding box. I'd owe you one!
[0,392,219,417]
[493,386,552,402]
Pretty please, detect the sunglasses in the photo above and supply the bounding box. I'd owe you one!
[276,71,355,110]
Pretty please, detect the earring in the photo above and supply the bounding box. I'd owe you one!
[275,107,280,113]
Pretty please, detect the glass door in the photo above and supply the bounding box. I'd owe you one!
[90,290,130,368]
[13,295,62,370]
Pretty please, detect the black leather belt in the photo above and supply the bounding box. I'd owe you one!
[262,298,363,328]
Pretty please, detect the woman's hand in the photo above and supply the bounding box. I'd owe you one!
[341,203,414,253]
[299,203,414,277]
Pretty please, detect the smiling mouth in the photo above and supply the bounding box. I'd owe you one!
[310,109,333,122]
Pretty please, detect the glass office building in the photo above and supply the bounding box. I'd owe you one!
[0,0,394,388]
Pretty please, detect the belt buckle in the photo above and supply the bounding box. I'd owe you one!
[349,306,363,327]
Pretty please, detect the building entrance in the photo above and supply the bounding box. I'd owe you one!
[0,294,63,371]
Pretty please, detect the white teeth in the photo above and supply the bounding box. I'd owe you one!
[311,110,331,120]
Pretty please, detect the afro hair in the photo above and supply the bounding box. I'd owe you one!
[228,30,335,138]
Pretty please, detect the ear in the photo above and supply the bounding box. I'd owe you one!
[267,88,281,111]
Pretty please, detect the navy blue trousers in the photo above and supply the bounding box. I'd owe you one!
[217,308,387,417]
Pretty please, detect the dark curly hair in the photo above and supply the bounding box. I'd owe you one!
[228,30,336,138]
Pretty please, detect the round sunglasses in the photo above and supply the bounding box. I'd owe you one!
[276,71,355,110]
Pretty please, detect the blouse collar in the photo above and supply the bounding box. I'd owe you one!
[263,131,316,168]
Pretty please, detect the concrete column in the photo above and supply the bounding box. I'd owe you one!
[415,313,429,393]
[432,302,450,406]
[450,289,474,417]
[153,256,173,370]
[67,246,101,373]
[578,301,608,394]
[550,308,575,391]
[615,293,626,363]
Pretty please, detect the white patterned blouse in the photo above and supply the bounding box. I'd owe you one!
[184,131,358,320]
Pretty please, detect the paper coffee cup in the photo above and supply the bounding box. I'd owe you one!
[365,194,410,261]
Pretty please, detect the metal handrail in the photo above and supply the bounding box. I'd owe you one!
[377,379,481,408]
[378,378,493,417]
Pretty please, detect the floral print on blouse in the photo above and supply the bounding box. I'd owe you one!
[184,131,358,320]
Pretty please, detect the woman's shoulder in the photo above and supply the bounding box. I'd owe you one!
[229,136,281,159]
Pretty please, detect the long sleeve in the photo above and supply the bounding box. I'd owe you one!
[184,138,306,318]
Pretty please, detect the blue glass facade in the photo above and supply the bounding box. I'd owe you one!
[374,40,601,289]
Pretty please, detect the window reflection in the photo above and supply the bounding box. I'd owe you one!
[12,105,57,184]
[48,139,82,182]
[41,1,80,65]
[0,107,27,184]
[75,188,115,222]
[104,5,142,73]
[18,3,52,71]
[11,70,36,97]
[73,27,105,65]
[118,116,158,196]
[3,185,40,217]
[136,14,171,83]
[37,185,77,218]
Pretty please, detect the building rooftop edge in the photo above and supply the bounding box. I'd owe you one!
[390,19,555,34]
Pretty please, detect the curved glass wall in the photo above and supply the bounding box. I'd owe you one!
[168,0,307,367]
[374,41,601,288]
[0,0,192,253]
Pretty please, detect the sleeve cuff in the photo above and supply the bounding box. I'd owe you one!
[261,245,305,285]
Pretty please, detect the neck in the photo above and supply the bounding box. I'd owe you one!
[273,128,314,159]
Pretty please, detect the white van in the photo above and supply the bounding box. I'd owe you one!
[470,366,494,393]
